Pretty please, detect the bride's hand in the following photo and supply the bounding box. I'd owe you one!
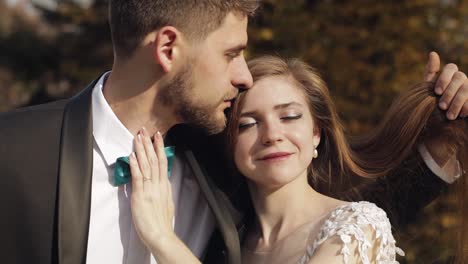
[129,127,175,249]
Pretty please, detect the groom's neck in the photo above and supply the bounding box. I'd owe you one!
[102,61,178,137]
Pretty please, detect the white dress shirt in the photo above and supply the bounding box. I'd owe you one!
[85,73,215,264]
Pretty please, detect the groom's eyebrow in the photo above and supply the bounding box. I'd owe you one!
[226,44,247,53]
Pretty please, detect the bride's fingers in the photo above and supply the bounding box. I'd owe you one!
[166,175,174,214]
[153,131,168,186]
[129,152,143,196]
[153,132,172,217]
[134,131,151,189]
[141,127,160,184]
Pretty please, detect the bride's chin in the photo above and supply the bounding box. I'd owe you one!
[247,176,295,192]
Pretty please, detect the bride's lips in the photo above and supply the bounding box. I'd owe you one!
[258,152,293,161]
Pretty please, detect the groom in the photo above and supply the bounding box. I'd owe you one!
[0,1,466,264]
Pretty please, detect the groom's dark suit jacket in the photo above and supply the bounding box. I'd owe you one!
[0,78,448,264]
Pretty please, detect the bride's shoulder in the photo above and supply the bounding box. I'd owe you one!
[300,201,404,264]
[325,201,390,225]
[318,201,399,248]
[315,201,393,247]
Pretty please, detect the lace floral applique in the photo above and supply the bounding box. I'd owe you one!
[299,201,404,264]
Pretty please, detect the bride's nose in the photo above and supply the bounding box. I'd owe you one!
[260,121,284,145]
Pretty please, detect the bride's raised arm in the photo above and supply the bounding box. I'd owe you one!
[129,128,201,264]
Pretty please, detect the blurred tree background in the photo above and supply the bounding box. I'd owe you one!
[0,0,466,263]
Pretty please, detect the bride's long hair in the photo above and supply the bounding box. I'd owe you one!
[226,55,467,262]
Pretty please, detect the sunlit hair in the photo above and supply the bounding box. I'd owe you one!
[109,0,260,59]
[226,55,467,262]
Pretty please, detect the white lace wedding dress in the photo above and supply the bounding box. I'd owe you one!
[242,202,405,264]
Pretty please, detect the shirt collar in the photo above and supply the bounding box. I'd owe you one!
[92,72,134,167]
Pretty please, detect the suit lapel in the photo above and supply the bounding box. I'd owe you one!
[184,150,241,264]
[57,80,96,264]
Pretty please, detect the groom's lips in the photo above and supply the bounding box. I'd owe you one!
[224,100,232,107]
[223,97,236,107]
[222,91,238,109]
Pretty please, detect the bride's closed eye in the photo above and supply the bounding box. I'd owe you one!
[238,113,303,131]
[281,113,303,121]
[239,118,257,130]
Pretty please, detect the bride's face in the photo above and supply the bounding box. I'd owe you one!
[234,75,320,189]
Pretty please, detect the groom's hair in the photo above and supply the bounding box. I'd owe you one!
[109,0,260,59]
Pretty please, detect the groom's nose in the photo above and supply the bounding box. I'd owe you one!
[231,56,253,91]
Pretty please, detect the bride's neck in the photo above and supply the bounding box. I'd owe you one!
[247,174,332,248]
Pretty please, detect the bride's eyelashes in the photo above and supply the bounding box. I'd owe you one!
[281,114,303,121]
[238,113,303,131]
[238,120,257,130]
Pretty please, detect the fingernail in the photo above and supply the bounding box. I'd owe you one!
[141,127,146,136]
[439,102,447,110]
[137,133,142,141]
[447,113,455,120]
[435,87,443,95]
[131,152,136,159]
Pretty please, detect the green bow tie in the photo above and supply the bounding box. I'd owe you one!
[113,146,176,186]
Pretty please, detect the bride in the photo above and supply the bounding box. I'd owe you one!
[128,56,466,263]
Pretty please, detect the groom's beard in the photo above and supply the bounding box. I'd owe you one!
[159,64,228,135]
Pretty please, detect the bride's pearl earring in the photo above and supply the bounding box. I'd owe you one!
[313,148,318,159]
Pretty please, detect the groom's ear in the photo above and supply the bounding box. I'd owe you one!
[153,26,181,73]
